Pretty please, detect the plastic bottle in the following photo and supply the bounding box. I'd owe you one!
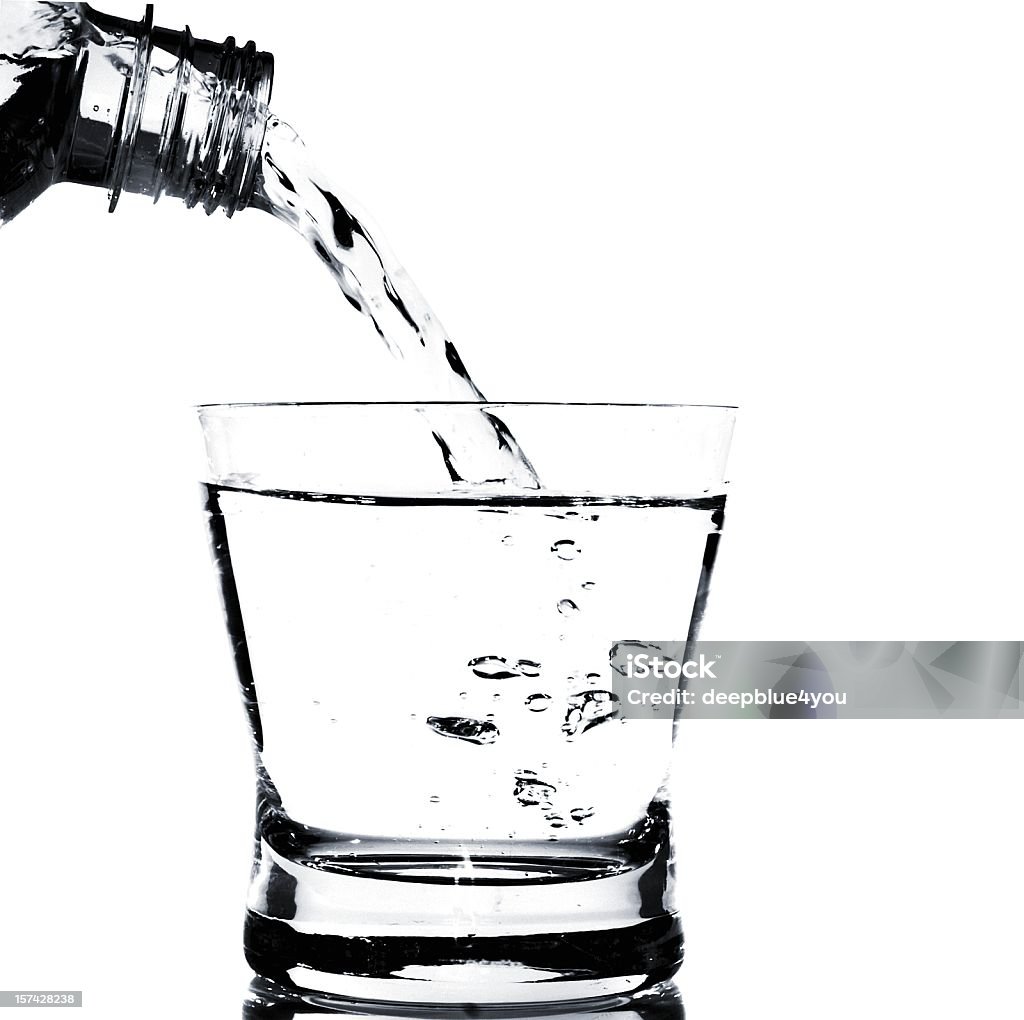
[0,2,273,226]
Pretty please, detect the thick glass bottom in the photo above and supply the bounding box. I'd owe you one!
[243,817,681,1006]
[244,798,680,1005]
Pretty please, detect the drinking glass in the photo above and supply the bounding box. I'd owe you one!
[199,402,736,1006]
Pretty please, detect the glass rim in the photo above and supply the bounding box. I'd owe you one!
[196,400,739,412]
[198,399,736,497]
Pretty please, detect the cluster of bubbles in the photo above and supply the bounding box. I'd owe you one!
[422,517,620,829]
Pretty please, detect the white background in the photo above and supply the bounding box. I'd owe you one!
[1,1,1022,1017]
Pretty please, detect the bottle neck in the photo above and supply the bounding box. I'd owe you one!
[66,4,274,216]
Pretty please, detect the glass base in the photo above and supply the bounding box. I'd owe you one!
[243,826,682,1006]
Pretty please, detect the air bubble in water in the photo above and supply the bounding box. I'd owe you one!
[551,539,580,561]
[570,806,595,822]
[470,656,542,680]
[525,693,552,712]
[581,581,596,590]
[427,716,500,745]
[429,795,441,804]
[557,599,579,616]
[469,656,519,680]
[502,535,514,545]
[562,690,620,738]
[513,770,556,806]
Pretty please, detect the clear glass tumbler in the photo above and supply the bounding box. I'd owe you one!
[199,402,736,1006]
